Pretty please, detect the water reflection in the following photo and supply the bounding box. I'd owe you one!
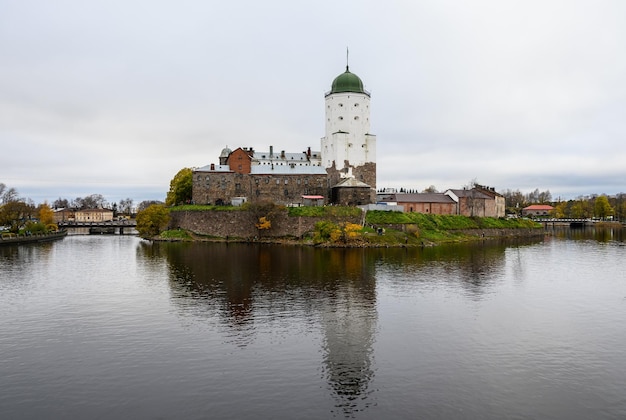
[137,242,378,416]
[548,226,625,242]
[0,243,55,292]
[372,237,542,298]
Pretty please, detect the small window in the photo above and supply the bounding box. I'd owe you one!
[354,103,359,107]
[354,116,359,120]
[338,116,343,120]
[338,103,343,107]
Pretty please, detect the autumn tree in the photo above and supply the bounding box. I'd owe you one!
[256,216,271,230]
[0,200,35,233]
[612,193,626,221]
[136,204,170,238]
[570,198,592,218]
[166,168,193,206]
[37,202,55,226]
[246,201,283,235]
[594,195,613,220]
[552,201,569,218]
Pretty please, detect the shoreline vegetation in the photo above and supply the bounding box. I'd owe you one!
[149,205,546,247]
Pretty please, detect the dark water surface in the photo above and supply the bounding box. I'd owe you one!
[1,229,625,419]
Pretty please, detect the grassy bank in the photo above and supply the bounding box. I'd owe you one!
[359,211,542,246]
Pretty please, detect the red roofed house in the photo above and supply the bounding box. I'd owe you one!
[522,204,554,217]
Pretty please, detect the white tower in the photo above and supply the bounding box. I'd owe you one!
[321,65,376,191]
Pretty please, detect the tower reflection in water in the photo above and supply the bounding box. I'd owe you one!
[144,242,378,415]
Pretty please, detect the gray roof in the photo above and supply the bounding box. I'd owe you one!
[447,189,492,199]
[194,164,232,173]
[251,164,327,175]
[332,177,371,188]
[252,150,322,164]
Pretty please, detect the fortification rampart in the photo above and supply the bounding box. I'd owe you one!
[169,210,361,239]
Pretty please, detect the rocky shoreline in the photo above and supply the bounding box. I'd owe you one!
[151,227,546,248]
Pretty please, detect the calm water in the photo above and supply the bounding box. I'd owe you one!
[1,228,625,419]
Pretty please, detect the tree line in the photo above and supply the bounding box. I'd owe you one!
[1,182,165,234]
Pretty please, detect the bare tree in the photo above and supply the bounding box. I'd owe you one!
[118,198,134,215]
[52,198,69,209]
[72,194,109,209]
[0,183,19,205]
[137,200,164,212]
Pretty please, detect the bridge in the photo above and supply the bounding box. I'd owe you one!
[58,220,137,234]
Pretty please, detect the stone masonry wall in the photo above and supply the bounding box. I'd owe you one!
[192,172,328,206]
[169,210,362,239]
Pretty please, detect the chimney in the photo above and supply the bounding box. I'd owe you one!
[307,147,311,157]
[270,145,274,158]
[210,163,215,170]
[281,150,285,158]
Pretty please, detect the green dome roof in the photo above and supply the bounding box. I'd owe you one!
[330,66,366,94]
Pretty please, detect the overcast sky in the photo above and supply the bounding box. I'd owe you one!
[2,0,625,205]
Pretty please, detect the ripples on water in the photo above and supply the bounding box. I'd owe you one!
[1,229,625,419]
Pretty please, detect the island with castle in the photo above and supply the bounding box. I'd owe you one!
[164,64,542,245]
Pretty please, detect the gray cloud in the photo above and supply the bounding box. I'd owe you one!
[1,0,625,205]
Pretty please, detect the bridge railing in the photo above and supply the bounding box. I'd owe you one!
[58,220,137,227]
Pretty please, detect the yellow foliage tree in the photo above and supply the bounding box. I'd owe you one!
[37,202,56,228]
[256,216,271,230]
[343,223,362,241]
[136,204,170,238]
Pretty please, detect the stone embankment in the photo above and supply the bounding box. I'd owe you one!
[169,210,361,239]
[168,210,545,246]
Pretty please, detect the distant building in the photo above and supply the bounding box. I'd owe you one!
[74,209,114,222]
[445,188,505,218]
[522,204,554,217]
[378,192,456,214]
[53,208,75,223]
[192,64,376,206]
[377,186,505,218]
